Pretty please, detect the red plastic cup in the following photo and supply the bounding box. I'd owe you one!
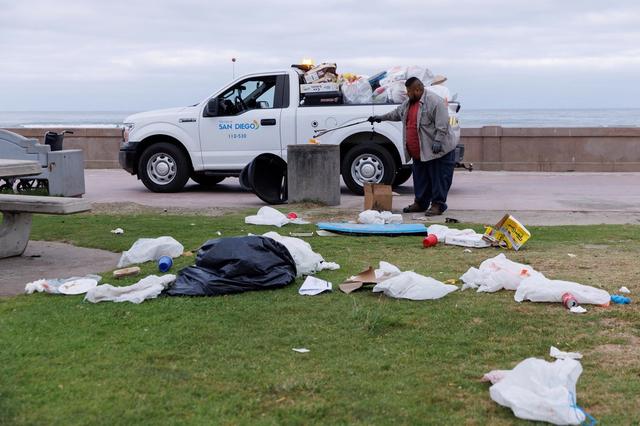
[287,212,298,219]
[422,234,438,248]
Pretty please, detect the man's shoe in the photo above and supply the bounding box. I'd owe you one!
[424,203,446,216]
[402,202,426,213]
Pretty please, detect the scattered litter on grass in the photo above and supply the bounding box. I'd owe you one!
[113,267,141,279]
[117,236,184,268]
[610,295,631,304]
[85,274,175,304]
[445,217,460,223]
[216,231,222,236]
[264,232,339,276]
[358,210,402,225]
[315,229,340,237]
[373,272,458,300]
[460,254,541,293]
[567,253,577,258]
[289,232,314,237]
[299,276,332,295]
[245,206,309,227]
[570,306,587,314]
[463,249,472,253]
[483,214,531,251]
[292,348,310,353]
[515,276,610,305]
[619,286,631,294]
[25,274,102,295]
[481,370,510,384]
[427,224,491,248]
[550,346,583,360]
[110,228,124,234]
[486,357,588,425]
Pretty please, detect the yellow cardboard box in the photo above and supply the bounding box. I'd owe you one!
[483,214,531,251]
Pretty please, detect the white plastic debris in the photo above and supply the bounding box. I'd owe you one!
[567,253,577,258]
[514,276,610,305]
[358,210,403,225]
[263,232,339,276]
[481,370,510,384]
[245,206,309,227]
[619,286,631,294]
[550,346,583,360]
[427,224,490,248]
[110,228,124,234]
[25,274,102,295]
[292,348,310,353]
[372,271,458,300]
[570,306,587,314]
[117,236,184,268]
[84,274,176,304]
[298,276,332,296]
[487,358,586,425]
[460,254,542,293]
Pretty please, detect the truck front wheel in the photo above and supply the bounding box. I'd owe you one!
[341,144,397,195]
[138,142,190,193]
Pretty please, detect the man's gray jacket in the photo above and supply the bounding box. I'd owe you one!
[378,91,458,162]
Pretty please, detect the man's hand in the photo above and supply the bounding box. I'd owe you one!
[431,142,443,154]
[368,116,382,124]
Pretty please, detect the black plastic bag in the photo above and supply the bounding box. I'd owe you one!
[166,236,296,297]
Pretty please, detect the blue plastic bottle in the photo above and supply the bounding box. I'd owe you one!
[158,256,173,273]
[610,295,631,304]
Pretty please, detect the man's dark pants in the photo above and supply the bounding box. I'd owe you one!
[412,149,456,211]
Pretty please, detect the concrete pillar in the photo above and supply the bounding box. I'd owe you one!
[287,145,340,206]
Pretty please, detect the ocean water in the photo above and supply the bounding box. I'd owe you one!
[1,109,639,128]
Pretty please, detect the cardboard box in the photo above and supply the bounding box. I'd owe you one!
[300,82,340,94]
[364,184,392,212]
[483,214,531,250]
[303,63,337,83]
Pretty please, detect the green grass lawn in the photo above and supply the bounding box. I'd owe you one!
[1,211,639,425]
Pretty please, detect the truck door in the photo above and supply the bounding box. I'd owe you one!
[199,74,286,169]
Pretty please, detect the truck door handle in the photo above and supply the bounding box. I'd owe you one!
[260,119,277,126]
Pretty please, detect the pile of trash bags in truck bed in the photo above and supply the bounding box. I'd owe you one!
[299,63,443,105]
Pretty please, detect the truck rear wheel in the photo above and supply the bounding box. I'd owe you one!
[138,142,190,193]
[341,144,396,195]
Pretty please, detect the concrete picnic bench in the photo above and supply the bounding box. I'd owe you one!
[0,159,91,258]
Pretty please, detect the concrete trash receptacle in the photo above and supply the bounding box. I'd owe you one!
[287,144,340,206]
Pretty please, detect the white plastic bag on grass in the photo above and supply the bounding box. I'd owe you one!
[117,236,183,268]
[514,276,610,305]
[85,274,176,304]
[341,77,372,104]
[245,206,309,227]
[372,271,458,300]
[488,358,585,425]
[358,210,402,225]
[460,253,543,292]
[263,231,339,276]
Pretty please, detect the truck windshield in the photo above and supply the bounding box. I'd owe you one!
[218,76,277,116]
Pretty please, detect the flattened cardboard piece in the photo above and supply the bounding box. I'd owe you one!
[339,266,396,294]
[364,184,393,212]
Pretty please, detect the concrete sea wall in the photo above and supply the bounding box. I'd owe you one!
[6,127,640,171]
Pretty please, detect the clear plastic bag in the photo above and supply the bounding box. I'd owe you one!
[387,81,408,104]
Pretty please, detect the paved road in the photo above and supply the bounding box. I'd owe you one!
[84,169,640,225]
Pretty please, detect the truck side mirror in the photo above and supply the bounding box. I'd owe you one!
[204,98,219,117]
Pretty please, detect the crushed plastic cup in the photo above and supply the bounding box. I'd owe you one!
[422,234,438,248]
[287,212,298,219]
[158,256,173,273]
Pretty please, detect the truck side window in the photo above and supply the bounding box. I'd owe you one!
[217,76,277,116]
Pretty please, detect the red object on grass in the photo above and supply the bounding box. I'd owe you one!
[422,234,438,248]
[287,212,298,219]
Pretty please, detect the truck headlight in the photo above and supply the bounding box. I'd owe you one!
[122,123,135,143]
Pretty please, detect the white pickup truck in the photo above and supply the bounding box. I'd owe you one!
[119,66,464,195]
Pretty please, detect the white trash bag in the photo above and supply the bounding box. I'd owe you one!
[460,253,543,292]
[341,77,373,104]
[514,275,610,305]
[245,206,309,227]
[117,236,184,268]
[387,81,408,104]
[263,231,339,277]
[488,357,586,425]
[373,271,458,300]
[358,210,403,225]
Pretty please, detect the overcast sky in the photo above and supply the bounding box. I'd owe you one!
[1,0,639,111]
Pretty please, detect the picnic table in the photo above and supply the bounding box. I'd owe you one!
[0,158,91,258]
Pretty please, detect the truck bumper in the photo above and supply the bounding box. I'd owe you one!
[119,141,140,175]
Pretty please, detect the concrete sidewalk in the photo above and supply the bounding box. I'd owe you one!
[85,169,640,225]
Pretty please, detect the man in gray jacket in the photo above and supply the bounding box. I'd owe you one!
[369,77,457,216]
